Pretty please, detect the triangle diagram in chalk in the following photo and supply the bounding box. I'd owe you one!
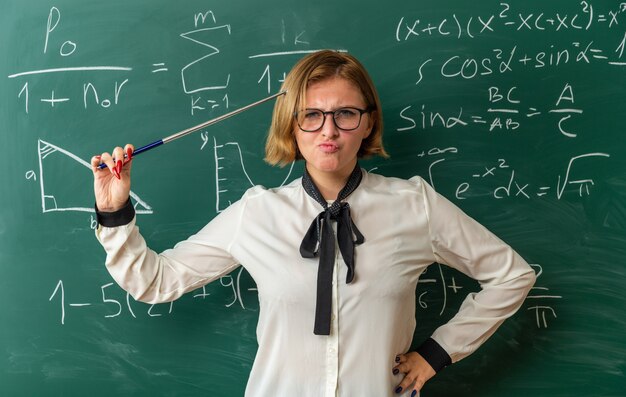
[37,139,153,214]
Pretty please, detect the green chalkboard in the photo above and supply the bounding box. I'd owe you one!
[2,0,625,396]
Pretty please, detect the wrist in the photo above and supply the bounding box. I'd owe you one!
[415,338,452,373]
[95,198,135,227]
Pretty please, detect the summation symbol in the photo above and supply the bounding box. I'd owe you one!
[180,24,232,94]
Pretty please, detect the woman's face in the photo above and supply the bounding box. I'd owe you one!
[294,77,372,179]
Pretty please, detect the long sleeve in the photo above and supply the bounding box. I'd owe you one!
[415,176,537,364]
[93,174,537,396]
[95,198,245,304]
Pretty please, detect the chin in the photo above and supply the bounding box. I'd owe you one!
[309,158,350,174]
[315,157,340,169]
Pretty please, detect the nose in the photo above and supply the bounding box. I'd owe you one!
[320,113,339,138]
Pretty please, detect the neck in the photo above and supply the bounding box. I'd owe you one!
[305,162,357,200]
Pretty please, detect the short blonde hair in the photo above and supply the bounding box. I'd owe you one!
[265,50,388,166]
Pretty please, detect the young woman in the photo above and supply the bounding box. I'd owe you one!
[92,50,536,397]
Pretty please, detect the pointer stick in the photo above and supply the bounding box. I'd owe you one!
[98,91,286,169]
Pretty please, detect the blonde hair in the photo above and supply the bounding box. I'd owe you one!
[265,50,388,166]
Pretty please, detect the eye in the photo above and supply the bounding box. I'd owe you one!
[303,109,322,119]
[335,108,359,119]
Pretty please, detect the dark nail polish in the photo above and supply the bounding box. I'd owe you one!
[392,368,399,375]
[395,356,400,363]
[411,390,417,397]
[395,386,402,394]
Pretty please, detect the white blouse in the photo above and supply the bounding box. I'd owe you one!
[96,171,536,397]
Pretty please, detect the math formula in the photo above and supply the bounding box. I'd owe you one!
[8,2,623,333]
[48,267,255,325]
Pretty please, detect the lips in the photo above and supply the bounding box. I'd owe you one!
[318,142,339,153]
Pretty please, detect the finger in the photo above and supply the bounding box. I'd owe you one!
[99,152,116,174]
[406,389,420,397]
[123,143,135,164]
[413,377,426,393]
[90,155,102,172]
[392,353,406,376]
[394,361,416,378]
[395,354,407,364]
[111,146,125,179]
[394,373,418,396]
[111,146,125,163]
[409,376,426,396]
[395,369,431,396]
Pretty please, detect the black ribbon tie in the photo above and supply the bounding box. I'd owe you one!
[299,163,365,335]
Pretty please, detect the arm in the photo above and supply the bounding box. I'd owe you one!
[393,177,536,395]
[92,146,242,304]
[95,201,242,304]
[420,177,536,363]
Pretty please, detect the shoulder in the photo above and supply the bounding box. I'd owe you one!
[361,170,431,195]
[239,177,304,204]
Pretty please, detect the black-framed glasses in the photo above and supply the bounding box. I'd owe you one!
[294,107,373,132]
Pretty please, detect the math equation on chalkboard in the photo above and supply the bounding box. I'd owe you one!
[8,2,620,337]
[49,264,560,329]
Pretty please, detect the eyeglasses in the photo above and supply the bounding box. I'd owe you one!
[294,107,373,132]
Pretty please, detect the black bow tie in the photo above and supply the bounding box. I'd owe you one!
[299,164,365,335]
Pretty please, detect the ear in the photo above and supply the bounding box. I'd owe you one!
[363,110,376,139]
